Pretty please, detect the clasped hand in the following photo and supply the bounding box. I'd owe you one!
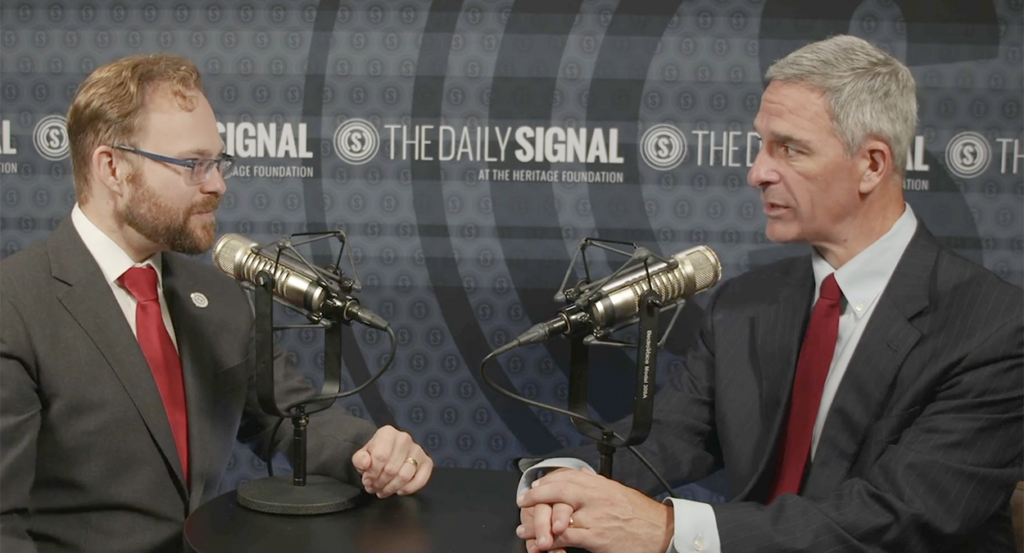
[351,425,433,497]
[516,468,674,553]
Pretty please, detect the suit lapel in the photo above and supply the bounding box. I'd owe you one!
[802,225,935,496]
[161,255,218,511]
[48,219,188,498]
[736,259,815,500]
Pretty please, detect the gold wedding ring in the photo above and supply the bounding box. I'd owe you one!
[405,456,419,468]
[568,516,574,528]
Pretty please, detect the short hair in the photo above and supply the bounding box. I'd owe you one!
[67,54,203,202]
[766,35,917,176]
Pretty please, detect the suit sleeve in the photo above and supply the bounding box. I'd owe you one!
[559,289,726,496]
[0,296,41,553]
[711,318,1024,553]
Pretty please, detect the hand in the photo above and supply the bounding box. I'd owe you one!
[518,502,575,553]
[351,425,433,498]
[517,467,582,553]
[516,470,674,553]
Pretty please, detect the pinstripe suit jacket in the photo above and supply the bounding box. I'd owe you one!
[569,223,1023,552]
[0,218,377,553]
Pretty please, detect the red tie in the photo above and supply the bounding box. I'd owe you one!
[769,273,842,502]
[120,266,189,482]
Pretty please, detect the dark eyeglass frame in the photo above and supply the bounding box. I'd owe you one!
[113,144,234,184]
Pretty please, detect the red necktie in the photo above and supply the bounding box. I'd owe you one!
[768,273,842,502]
[120,265,189,482]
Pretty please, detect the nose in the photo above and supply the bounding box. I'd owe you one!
[747,144,778,189]
[201,171,228,196]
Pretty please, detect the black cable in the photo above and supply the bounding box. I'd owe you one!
[294,324,397,406]
[623,444,677,500]
[264,324,397,478]
[480,348,678,499]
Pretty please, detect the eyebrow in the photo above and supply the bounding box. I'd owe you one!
[761,131,811,151]
[179,148,225,158]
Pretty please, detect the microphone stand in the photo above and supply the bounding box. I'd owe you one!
[492,239,684,476]
[480,237,707,494]
[566,288,662,478]
[236,233,366,515]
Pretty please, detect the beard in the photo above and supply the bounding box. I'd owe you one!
[120,174,221,255]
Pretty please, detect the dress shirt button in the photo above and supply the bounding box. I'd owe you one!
[854,302,864,312]
[693,534,704,551]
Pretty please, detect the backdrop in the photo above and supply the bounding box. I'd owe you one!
[1,0,1021,500]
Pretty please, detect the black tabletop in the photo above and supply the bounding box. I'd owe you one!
[184,467,525,553]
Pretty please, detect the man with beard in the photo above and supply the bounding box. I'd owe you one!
[0,54,433,553]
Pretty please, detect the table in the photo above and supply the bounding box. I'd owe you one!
[184,467,525,552]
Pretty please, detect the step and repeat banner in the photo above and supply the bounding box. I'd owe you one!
[1,0,1022,497]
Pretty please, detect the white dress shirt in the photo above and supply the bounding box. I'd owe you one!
[71,204,179,350]
[519,204,920,553]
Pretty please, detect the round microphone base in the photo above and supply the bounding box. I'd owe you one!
[237,475,366,515]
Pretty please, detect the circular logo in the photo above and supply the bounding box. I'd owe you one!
[33,115,70,161]
[640,124,686,170]
[333,119,379,165]
[945,131,990,179]
[190,292,209,308]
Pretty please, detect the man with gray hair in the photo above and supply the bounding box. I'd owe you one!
[516,35,1022,553]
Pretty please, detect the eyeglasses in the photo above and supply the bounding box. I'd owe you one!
[113,144,234,184]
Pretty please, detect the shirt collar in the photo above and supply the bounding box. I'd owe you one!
[71,204,164,289]
[811,203,918,318]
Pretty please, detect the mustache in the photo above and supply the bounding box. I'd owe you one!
[190,195,221,214]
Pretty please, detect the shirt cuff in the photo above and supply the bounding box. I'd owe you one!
[663,497,721,553]
[516,457,595,497]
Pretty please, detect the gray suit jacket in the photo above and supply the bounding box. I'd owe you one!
[0,217,377,552]
[567,224,1023,552]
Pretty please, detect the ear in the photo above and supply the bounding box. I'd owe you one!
[857,138,892,195]
[90,145,131,198]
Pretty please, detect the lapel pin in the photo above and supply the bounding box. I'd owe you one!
[190,292,209,308]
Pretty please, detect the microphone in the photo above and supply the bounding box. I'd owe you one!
[506,245,721,351]
[212,233,388,330]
